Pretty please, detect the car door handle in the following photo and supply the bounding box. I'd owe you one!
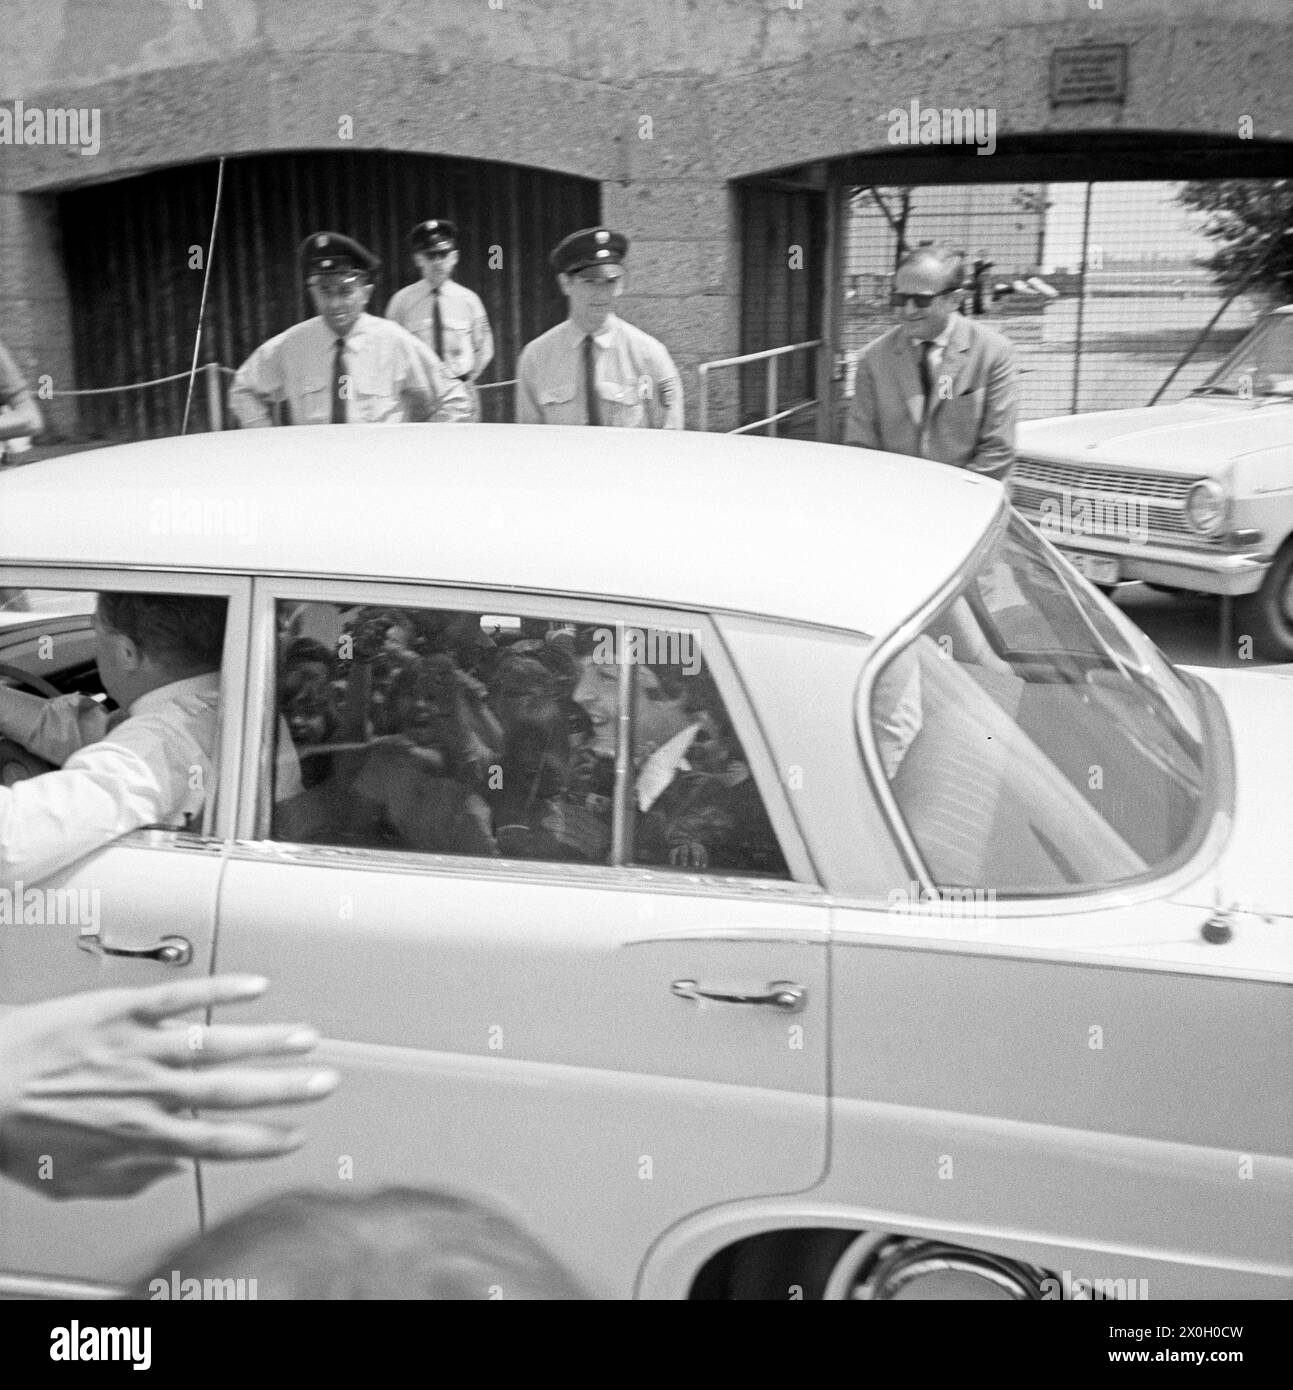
[671,979,806,1013]
[77,933,193,967]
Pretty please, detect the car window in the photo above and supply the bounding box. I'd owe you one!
[269,600,788,878]
[868,515,1215,896]
[0,586,105,700]
[1195,313,1293,397]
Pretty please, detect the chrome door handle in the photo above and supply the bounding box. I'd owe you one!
[77,933,193,967]
[671,979,806,1013]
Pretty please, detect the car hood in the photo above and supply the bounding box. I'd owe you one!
[1018,398,1293,474]
[1172,665,1293,928]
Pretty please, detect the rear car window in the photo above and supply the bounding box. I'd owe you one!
[270,600,787,878]
[867,515,1217,896]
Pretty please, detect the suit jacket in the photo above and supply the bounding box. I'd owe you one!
[844,315,1017,480]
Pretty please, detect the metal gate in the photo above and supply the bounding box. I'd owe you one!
[736,182,826,435]
[57,152,600,440]
[841,179,1280,421]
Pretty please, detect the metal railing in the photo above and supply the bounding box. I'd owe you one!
[697,340,821,434]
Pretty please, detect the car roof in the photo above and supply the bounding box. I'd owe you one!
[0,425,1002,634]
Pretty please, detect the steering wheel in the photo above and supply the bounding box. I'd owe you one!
[0,665,62,783]
[0,661,61,699]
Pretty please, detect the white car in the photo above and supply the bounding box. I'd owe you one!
[1014,306,1293,658]
[0,425,1289,1300]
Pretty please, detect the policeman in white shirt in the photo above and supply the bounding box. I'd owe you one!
[0,592,225,885]
[517,227,683,429]
[229,232,470,428]
[386,219,494,422]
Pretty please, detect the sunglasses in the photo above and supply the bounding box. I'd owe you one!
[890,289,955,309]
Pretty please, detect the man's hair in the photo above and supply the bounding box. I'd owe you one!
[98,592,226,672]
[282,637,335,672]
[128,1187,589,1300]
[897,244,966,294]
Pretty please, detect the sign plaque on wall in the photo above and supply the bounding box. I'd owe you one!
[1050,44,1128,105]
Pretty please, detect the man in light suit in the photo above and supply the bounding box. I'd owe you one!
[844,245,1017,482]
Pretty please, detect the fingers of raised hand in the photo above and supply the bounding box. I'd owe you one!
[26,1061,338,1111]
[149,1021,320,1066]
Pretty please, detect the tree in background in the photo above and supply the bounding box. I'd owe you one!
[1177,180,1293,307]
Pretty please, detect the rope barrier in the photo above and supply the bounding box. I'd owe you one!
[182,156,227,434]
[51,365,235,398]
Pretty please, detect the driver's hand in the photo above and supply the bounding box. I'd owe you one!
[0,687,109,772]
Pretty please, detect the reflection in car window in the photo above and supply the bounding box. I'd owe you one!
[269,602,787,878]
[869,516,1213,896]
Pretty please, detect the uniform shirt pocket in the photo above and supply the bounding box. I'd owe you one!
[349,362,397,422]
[296,373,334,426]
[598,380,648,428]
[538,381,582,424]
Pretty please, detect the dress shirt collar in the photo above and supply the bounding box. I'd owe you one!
[315,312,376,345]
[562,315,621,348]
[129,671,221,718]
[636,722,702,813]
[908,316,956,352]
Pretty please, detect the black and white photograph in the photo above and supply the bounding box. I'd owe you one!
[0,0,1289,1342]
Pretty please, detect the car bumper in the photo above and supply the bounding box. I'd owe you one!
[1031,530,1271,596]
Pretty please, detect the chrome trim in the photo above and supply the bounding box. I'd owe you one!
[1186,478,1228,536]
[0,1273,123,1300]
[671,978,807,1012]
[221,839,824,901]
[78,932,193,966]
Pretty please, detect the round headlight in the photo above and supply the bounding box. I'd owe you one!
[1185,479,1226,535]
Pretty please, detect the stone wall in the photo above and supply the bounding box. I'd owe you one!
[1,0,1290,433]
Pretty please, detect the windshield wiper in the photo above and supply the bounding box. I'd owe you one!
[1188,386,1240,396]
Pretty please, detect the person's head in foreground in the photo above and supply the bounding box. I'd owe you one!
[130,1187,589,1300]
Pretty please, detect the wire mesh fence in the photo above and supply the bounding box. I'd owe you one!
[840,179,1279,420]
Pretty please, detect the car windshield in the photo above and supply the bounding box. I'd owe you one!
[1192,312,1293,398]
[867,514,1220,896]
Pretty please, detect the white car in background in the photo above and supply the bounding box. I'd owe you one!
[0,426,1289,1300]
[1013,306,1293,658]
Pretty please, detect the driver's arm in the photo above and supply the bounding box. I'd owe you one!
[0,687,111,767]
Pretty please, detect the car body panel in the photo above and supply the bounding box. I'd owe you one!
[202,854,829,1300]
[1018,399,1291,475]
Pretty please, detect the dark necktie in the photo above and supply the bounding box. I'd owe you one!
[331,338,347,424]
[919,340,937,404]
[432,290,444,360]
[583,334,601,427]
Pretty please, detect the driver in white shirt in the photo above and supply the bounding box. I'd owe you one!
[0,591,226,885]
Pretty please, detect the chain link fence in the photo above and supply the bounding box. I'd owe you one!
[841,180,1279,420]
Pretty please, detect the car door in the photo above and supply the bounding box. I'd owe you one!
[202,579,828,1298]
[0,567,251,1296]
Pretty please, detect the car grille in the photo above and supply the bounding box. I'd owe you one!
[1012,456,1218,544]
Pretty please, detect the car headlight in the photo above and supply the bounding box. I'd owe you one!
[1185,479,1226,535]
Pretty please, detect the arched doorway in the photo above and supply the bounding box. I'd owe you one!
[57,151,600,439]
